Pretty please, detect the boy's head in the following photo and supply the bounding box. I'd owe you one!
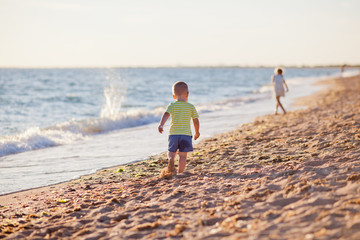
[172,81,189,99]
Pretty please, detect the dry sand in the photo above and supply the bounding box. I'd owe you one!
[1,75,360,240]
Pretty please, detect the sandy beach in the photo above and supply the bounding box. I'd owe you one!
[1,74,360,239]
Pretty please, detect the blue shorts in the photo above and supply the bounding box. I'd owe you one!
[168,135,193,152]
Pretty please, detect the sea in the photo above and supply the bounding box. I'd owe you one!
[0,67,357,195]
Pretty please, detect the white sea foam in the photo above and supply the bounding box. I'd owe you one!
[0,93,268,157]
[341,70,360,78]
[0,127,87,157]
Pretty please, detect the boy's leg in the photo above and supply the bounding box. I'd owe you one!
[160,151,177,179]
[168,151,176,172]
[178,152,188,173]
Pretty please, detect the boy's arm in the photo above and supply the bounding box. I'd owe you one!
[158,112,170,133]
[193,118,200,140]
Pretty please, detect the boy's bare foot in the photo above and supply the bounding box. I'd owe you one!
[159,167,176,179]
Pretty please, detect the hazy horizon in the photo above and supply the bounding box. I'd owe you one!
[0,64,358,69]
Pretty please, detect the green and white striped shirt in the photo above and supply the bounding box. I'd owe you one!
[166,101,199,136]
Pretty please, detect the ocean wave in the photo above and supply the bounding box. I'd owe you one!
[6,69,344,158]
[0,93,270,158]
[3,70,340,158]
[0,127,87,158]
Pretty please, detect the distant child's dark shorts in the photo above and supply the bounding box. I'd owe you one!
[168,135,193,152]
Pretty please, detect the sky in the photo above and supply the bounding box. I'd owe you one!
[0,0,359,67]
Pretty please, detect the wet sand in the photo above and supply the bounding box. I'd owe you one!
[1,75,360,239]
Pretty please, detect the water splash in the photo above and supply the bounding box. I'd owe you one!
[100,74,128,120]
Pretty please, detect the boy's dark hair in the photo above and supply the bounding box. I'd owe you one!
[173,81,188,96]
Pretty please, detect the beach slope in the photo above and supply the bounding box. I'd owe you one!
[1,75,360,239]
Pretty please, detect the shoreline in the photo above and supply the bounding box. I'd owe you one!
[0,72,320,197]
[1,74,360,239]
[0,70,333,196]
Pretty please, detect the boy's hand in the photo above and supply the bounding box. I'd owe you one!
[158,112,170,134]
[194,132,200,140]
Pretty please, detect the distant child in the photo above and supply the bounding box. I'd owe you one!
[158,81,200,178]
[272,67,289,114]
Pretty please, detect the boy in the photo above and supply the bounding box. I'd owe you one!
[158,81,200,178]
